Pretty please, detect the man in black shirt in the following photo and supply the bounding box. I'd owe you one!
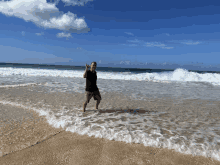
[82,62,101,112]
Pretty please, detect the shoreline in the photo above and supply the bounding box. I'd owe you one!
[0,86,220,164]
[1,106,220,165]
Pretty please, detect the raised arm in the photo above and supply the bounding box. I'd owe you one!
[83,64,89,78]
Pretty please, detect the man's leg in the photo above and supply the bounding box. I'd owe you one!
[83,92,92,112]
[83,102,87,112]
[94,89,101,110]
[95,96,101,110]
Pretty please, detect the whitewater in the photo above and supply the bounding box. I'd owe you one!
[0,67,220,162]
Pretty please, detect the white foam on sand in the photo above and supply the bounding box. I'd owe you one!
[0,99,219,162]
[0,83,41,88]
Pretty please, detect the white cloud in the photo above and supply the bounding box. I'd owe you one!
[122,39,140,47]
[35,32,44,36]
[21,31,25,36]
[121,44,138,47]
[61,0,93,6]
[165,33,170,36]
[161,46,174,49]
[127,39,140,43]
[169,40,202,45]
[124,39,174,49]
[128,44,137,46]
[125,32,134,36]
[41,11,88,32]
[0,0,89,33]
[145,42,174,49]
[145,42,166,47]
[56,32,72,39]
[182,41,201,45]
[120,60,131,65]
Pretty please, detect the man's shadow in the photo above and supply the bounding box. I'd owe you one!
[86,109,158,114]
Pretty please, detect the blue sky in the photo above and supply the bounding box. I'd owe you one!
[0,0,220,70]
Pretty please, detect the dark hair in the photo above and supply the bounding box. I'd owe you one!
[91,61,97,66]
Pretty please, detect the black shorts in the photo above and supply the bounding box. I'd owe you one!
[85,89,102,103]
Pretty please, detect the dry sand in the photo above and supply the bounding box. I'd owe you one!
[0,86,220,165]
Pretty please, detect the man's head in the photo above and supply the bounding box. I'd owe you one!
[90,62,97,72]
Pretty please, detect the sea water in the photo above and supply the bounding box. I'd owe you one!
[0,67,220,162]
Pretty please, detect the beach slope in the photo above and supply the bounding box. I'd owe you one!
[0,105,219,165]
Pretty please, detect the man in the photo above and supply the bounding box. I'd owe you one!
[82,62,102,112]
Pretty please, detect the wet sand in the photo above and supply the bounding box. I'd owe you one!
[0,86,220,165]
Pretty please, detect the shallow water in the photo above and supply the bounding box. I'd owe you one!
[0,68,220,162]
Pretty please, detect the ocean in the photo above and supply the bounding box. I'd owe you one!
[0,63,220,162]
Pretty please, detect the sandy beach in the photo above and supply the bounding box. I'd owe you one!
[0,86,220,165]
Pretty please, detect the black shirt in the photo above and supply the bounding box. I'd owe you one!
[85,70,98,92]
